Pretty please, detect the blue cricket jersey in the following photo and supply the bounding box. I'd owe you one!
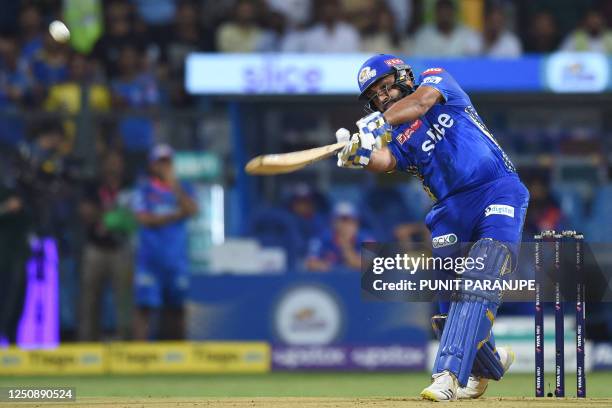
[132,178,193,261]
[387,68,516,201]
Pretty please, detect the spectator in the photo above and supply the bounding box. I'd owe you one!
[409,0,481,57]
[286,183,326,254]
[361,3,400,54]
[524,177,562,235]
[560,9,612,53]
[164,1,214,104]
[132,144,198,340]
[78,151,133,341]
[481,6,522,57]
[30,31,70,91]
[92,1,142,78]
[44,53,111,151]
[306,202,369,272]
[19,4,44,65]
[0,35,29,147]
[256,10,287,51]
[287,0,360,53]
[111,44,160,177]
[216,0,264,53]
[522,11,560,53]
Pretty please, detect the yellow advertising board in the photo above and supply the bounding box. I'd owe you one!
[0,343,105,375]
[0,341,269,375]
[108,342,193,374]
[190,342,270,373]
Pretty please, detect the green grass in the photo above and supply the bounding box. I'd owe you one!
[0,372,611,398]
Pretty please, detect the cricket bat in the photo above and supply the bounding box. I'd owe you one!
[245,141,347,175]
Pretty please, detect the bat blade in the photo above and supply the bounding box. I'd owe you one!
[245,141,347,175]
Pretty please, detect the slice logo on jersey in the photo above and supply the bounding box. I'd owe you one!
[358,66,377,85]
[422,67,444,75]
[384,58,404,66]
[396,119,422,144]
[432,233,458,248]
[484,204,515,218]
[421,113,455,153]
[421,76,443,85]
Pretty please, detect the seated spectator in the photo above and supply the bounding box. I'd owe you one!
[522,11,560,53]
[284,0,360,53]
[0,35,29,147]
[216,0,264,53]
[18,4,44,66]
[361,3,400,54]
[256,10,287,52]
[481,6,522,57]
[111,44,160,177]
[45,53,111,151]
[560,9,612,53]
[92,0,143,78]
[265,0,311,29]
[131,0,177,26]
[132,144,198,340]
[30,31,70,91]
[164,1,215,104]
[306,202,370,272]
[286,183,327,253]
[78,151,133,341]
[409,0,481,57]
[524,177,562,235]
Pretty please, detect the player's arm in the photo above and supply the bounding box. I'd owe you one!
[135,211,185,227]
[367,147,396,173]
[383,85,443,126]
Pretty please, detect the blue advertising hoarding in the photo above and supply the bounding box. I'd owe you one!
[186,52,611,95]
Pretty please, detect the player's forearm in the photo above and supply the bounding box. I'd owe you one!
[366,147,396,173]
[383,96,429,126]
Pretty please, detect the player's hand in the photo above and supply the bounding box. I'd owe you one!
[356,112,392,149]
[336,127,375,168]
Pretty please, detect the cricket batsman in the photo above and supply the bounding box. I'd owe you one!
[336,54,529,401]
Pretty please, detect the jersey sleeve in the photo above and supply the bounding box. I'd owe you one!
[417,68,470,106]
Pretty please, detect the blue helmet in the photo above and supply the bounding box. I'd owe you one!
[357,54,415,111]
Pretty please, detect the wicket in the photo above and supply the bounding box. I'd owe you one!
[534,230,586,398]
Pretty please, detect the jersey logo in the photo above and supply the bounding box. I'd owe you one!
[396,119,422,144]
[421,76,442,85]
[384,58,404,66]
[432,233,458,248]
[485,204,515,218]
[358,66,377,85]
[422,67,444,75]
[421,114,454,153]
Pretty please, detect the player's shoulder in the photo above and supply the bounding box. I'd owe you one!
[418,67,453,83]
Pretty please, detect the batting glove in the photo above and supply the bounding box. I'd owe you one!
[336,127,376,169]
[356,111,392,149]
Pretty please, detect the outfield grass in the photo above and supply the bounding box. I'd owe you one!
[0,372,611,398]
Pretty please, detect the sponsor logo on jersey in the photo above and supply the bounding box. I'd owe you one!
[421,113,455,153]
[384,58,404,66]
[423,67,443,75]
[485,204,515,218]
[396,119,422,144]
[421,76,443,85]
[358,66,377,85]
[432,233,458,248]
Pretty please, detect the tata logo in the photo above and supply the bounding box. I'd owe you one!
[396,119,422,144]
[359,66,377,85]
[421,113,454,153]
[432,233,458,248]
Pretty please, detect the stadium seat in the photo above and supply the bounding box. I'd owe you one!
[248,206,305,270]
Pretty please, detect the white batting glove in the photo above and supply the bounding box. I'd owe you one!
[336,127,376,169]
[356,112,392,149]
